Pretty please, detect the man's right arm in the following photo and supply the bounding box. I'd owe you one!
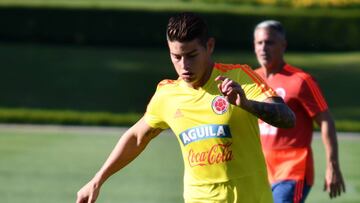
[76,117,163,203]
[314,110,346,198]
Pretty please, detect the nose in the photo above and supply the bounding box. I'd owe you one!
[258,42,266,51]
[181,57,191,70]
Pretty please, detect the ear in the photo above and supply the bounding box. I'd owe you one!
[207,37,215,54]
[282,39,287,52]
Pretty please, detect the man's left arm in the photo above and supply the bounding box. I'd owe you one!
[314,110,346,198]
[215,76,295,128]
[243,96,295,128]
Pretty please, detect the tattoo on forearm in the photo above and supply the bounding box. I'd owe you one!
[245,100,295,128]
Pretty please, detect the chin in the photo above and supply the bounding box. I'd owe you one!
[182,76,195,82]
[260,61,270,67]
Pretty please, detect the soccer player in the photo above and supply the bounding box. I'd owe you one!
[253,20,346,203]
[76,13,295,203]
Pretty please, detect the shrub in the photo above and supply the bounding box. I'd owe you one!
[188,0,360,8]
[0,7,358,51]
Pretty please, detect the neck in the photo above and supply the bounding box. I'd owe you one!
[263,61,285,78]
[190,61,214,89]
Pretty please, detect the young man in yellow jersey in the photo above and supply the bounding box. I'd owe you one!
[76,12,295,203]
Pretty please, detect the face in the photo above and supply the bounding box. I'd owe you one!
[254,28,286,69]
[168,38,214,88]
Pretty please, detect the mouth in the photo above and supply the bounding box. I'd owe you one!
[182,72,193,80]
[259,53,269,59]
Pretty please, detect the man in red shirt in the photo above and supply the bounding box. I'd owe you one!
[253,20,346,203]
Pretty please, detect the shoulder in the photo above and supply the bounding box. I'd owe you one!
[149,79,179,104]
[284,64,324,95]
[283,64,314,82]
[152,79,181,98]
[214,63,260,80]
[254,67,264,78]
[215,63,275,98]
[156,79,180,90]
[219,63,267,83]
[214,63,253,73]
[215,62,270,86]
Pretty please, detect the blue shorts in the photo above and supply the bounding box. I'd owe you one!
[272,180,311,203]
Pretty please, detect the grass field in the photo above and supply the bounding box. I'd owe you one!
[0,125,359,203]
[0,43,359,130]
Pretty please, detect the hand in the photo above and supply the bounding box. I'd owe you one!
[215,76,246,107]
[76,179,101,203]
[324,163,346,198]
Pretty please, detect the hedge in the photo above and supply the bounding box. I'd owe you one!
[0,6,359,51]
[0,108,359,131]
[193,0,360,8]
[0,108,141,126]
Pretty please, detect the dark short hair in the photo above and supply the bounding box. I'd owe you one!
[254,20,286,40]
[166,12,209,47]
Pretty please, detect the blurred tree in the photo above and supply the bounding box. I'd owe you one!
[186,0,360,8]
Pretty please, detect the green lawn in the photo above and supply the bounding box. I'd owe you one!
[309,135,360,203]
[0,125,358,202]
[0,126,183,203]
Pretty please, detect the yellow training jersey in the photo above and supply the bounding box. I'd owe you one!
[145,63,276,187]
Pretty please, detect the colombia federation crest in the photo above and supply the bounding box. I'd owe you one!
[212,96,229,115]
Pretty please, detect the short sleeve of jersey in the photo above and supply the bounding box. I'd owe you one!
[298,73,328,117]
[144,81,170,129]
[236,65,277,102]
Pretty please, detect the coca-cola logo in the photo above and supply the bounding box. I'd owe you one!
[187,142,233,167]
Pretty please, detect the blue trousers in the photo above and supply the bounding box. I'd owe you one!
[272,180,311,203]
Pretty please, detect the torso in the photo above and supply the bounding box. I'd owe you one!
[145,63,276,185]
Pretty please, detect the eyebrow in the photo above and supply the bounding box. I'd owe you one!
[172,49,198,56]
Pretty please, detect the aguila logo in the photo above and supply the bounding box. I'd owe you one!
[179,124,231,146]
[212,96,229,115]
[187,142,233,167]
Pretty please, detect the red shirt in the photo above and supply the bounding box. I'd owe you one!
[255,64,328,185]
